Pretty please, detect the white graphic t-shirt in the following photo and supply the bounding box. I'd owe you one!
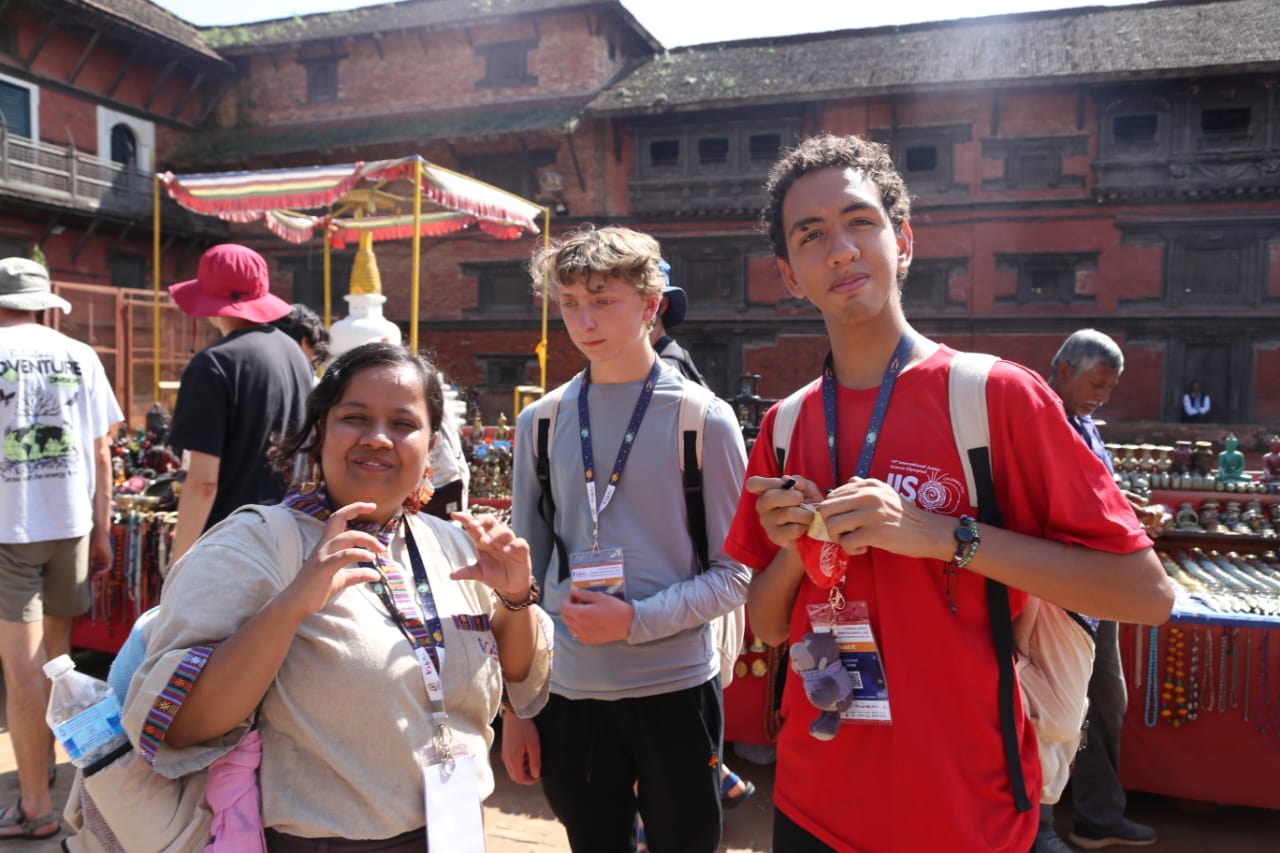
[0,324,123,543]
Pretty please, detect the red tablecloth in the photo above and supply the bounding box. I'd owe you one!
[1118,622,1280,809]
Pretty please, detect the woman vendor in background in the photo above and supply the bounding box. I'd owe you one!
[122,342,552,851]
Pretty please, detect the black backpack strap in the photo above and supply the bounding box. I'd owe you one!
[950,352,1032,813]
[971,447,1031,814]
[683,428,708,572]
[533,388,571,583]
[678,383,713,573]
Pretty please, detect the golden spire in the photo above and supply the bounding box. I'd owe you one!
[348,231,382,296]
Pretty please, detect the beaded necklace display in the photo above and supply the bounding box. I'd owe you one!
[1230,627,1242,709]
[1160,626,1188,727]
[1260,629,1274,745]
[1244,629,1253,723]
[1143,626,1160,728]
[1188,630,1201,721]
[1201,627,1215,712]
[1217,626,1230,713]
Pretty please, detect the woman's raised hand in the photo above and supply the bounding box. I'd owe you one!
[281,502,385,619]
[450,512,534,601]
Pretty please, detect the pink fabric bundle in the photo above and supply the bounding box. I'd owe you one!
[205,728,266,852]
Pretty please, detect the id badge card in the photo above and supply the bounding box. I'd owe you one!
[569,548,626,599]
[807,601,892,725]
[420,744,485,853]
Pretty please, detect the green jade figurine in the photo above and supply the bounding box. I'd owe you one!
[1215,433,1251,484]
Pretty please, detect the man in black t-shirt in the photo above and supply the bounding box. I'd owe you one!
[167,244,312,560]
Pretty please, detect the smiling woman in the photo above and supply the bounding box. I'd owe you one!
[100,342,554,851]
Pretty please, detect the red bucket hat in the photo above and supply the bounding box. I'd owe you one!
[169,244,290,324]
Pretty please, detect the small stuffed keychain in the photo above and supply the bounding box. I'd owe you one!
[790,632,855,741]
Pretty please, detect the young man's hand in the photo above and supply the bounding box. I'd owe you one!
[561,588,633,644]
[819,478,953,562]
[500,711,542,784]
[745,475,824,550]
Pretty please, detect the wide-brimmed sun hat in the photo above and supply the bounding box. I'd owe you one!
[169,244,290,323]
[657,259,687,328]
[0,257,72,314]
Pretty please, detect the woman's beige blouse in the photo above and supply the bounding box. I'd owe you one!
[122,507,552,840]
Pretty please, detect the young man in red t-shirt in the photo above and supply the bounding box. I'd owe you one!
[724,134,1174,853]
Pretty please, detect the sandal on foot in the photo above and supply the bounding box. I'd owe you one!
[0,799,59,840]
[720,770,757,809]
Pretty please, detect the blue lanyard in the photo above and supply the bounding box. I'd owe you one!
[820,334,916,486]
[578,359,662,549]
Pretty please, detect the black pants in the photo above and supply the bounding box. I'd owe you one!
[535,679,723,853]
[773,807,837,853]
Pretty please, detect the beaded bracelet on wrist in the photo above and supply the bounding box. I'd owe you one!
[493,579,542,611]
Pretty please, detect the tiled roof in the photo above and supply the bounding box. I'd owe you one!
[204,0,658,51]
[169,99,587,164]
[62,0,227,63]
[589,0,1280,114]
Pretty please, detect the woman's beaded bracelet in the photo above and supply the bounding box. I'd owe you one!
[493,578,542,611]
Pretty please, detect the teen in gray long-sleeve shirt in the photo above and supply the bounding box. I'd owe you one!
[502,225,747,853]
[512,365,749,698]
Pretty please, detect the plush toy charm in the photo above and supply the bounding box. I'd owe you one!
[790,631,856,741]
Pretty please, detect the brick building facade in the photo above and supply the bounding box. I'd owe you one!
[3,0,1278,429]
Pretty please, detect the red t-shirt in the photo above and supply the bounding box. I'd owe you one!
[725,346,1149,853]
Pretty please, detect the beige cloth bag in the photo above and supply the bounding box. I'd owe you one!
[62,505,301,852]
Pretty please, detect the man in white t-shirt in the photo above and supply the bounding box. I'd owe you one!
[0,258,122,840]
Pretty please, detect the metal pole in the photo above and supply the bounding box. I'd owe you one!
[323,224,332,327]
[152,174,161,402]
[410,158,423,353]
[539,206,550,393]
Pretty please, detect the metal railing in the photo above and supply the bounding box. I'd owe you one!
[48,280,219,425]
[0,125,152,217]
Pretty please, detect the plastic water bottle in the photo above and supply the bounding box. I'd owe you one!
[44,654,130,769]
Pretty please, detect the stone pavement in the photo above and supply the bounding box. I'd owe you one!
[3,652,1280,850]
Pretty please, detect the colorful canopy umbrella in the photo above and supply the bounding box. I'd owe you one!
[152,156,549,396]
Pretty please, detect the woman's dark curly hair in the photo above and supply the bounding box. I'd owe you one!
[268,342,443,482]
[761,133,912,269]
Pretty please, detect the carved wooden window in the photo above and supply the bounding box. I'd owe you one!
[109,255,146,289]
[649,139,680,169]
[459,151,553,199]
[466,262,532,314]
[873,126,969,194]
[1197,104,1255,151]
[749,133,781,163]
[479,355,533,388]
[698,137,729,165]
[995,253,1098,305]
[1175,245,1243,305]
[477,40,538,89]
[662,239,751,310]
[279,252,353,313]
[902,258,966,311]
[1113,114,1157,144]
[303,58,339,103]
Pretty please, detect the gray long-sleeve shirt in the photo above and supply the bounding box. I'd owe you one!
[513,364,749,700]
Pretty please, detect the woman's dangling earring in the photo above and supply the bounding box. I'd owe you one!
[300,459,321,494]
[403,467,434,513]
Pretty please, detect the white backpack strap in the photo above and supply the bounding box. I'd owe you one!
[677,380,715,473]
[531,381,570,465]
[245,504,305,583]
[947,352,999,507]
[771,378,818,473]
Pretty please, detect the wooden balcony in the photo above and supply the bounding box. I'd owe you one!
[0,126,152,217]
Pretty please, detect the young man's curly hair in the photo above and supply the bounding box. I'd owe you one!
[761,134,912,263]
